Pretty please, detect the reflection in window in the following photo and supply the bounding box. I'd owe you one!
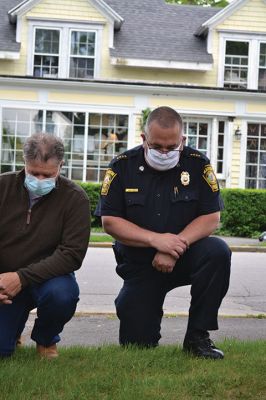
[259,43,266,90]
[87,113,128,181]
[33,29,59,78]
[69,31,95,78]
[217,121,225,174]
[1,109,129,182]
[183,120,209,155]
[246,123,266,189]
[1,109,43,172]
[224,41,249,89]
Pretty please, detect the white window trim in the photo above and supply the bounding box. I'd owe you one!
[27,20,103,79]
[68,29,98,80]
[218,32,266,90]
[32,27,60,78]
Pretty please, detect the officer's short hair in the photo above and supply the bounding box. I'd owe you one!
[23,133,64,163]
[145,106,183,134]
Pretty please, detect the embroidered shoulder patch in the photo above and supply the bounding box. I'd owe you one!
[203,165,219,192]
[101,169,117,196]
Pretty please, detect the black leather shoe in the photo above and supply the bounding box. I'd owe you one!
[183,331,224,360]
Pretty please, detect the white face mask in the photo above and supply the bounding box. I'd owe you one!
[144,147,181,171]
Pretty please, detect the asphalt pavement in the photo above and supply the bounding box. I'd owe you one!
[21,238,266,347]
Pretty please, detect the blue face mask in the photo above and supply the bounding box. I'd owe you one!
[24,174,56,196]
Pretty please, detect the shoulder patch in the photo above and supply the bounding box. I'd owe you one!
[203,165,219,192]
[101,169,117,196]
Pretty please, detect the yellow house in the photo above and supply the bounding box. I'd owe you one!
[0,0,265,188]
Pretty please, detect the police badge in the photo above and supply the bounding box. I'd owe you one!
[181,171,190,186]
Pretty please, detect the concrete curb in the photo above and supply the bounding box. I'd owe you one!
[88,242,266,253]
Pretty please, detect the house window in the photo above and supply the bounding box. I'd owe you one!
[245,123,266,189]
[1,109,43,173]
[217,121,225,174]
[1,108,128,182]
[87,113,128,181]
[183,121,209,156]
[33,29,60,78]
[259,43,266,90]
[69,31,96,78]
[224,41,249,89]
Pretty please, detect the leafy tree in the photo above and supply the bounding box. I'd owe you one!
[166,0,229,7]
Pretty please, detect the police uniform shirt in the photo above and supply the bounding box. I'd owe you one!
[97,145,223,265]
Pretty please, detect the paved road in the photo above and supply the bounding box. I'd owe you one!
[75,248,266,316]
[22,248,266,347]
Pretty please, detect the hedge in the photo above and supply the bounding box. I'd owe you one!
[77,182,266,236]
[219,188,266,238]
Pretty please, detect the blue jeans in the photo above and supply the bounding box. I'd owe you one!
[0,274,79,357]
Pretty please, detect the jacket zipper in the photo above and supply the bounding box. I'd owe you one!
[26,208,32,225]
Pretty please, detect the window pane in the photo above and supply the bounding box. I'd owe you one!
[218,134,224,147]
[246,151,258,163]
[226,41,249,56]
[258,69,266,90]
[247,138,258,150]
[259,43,266,67]
[258,180,266,189]
[188,123,197,135]
[259,165,266,179]
[218,121,225,133]
[35,29,59,54]
[199,123,208,136]
[245,179,256,189]
[247,124,259,136]
[246,165,257,177]
[69,58,94,78]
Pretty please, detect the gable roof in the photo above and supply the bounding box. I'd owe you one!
[105,0,220,64]
[196,0,249,36]
[0,0,21,53]
[1,0,220,64]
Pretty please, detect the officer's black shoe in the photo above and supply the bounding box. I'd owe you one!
[183,330,224,360]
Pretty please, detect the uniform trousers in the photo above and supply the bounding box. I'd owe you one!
[115,237,231,347]
[0,274,79,357]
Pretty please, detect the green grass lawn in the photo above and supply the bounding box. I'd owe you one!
[89,234,113,243]
[1,341,266,399]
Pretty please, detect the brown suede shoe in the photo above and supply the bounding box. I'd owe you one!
[36,344,58,359]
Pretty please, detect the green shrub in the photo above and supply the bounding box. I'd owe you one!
[77,182,102,227]
[220,189,266,237]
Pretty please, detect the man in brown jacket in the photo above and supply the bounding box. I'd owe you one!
[0,133,90,359]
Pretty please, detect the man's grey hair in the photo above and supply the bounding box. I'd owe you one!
[145,106,183,135]
[23,133,64,163]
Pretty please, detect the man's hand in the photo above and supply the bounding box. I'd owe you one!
[151,233,188,258]
[0,272,22,304]
[152,252,177,273]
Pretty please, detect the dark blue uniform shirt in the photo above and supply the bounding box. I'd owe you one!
[96,145,223,266]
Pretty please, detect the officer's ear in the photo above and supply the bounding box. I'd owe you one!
[140,132,146,144]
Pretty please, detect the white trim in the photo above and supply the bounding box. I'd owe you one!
[196,0,249,35]
[111,57,213,71]
[28,21,103,79]
[207,28,213,55]
[239,120,247,188]
[9,0,123,27]
[226,119,234,187]
[218,32,266,90]
[0,51,20,60]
